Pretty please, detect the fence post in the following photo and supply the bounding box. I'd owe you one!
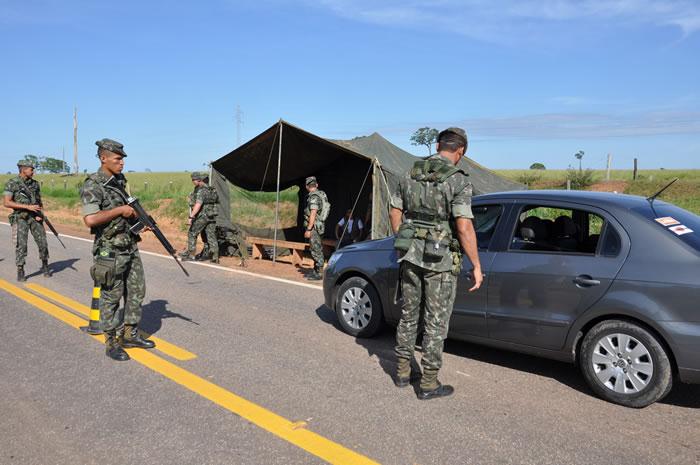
[566,179,571,190]
[144,181,148,191]
[633,158,638,180]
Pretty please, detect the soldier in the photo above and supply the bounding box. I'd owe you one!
[180,172,219,263]
[80,138,155,362]
[303,176,330,281]
[3,159,51,281]
[389,127,483,400]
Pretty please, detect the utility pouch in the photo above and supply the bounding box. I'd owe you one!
[451,251,463,275]
[393,223,416,252]
[90,255,116,287]
[423,230,449,260]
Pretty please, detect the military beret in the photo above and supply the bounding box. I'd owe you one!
[17,159,35,168]
[95,138,127,157]
[305,176,318,186]
[438,127,468,148]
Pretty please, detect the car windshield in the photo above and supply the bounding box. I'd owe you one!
[631,202,700,253]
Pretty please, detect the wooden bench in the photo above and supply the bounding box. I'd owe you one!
[247,236,338,267]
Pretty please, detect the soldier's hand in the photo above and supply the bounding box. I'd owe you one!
[26,204,42,213]
[187,218,192,226]
[119,205,137,218]
[35,216,43,222]
[304,230,311,239]
[468,268,483,292]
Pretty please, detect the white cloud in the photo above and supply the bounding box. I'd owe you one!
[309,0,700,43]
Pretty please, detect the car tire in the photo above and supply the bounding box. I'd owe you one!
[580,319,673,408]
[335,276,383,338]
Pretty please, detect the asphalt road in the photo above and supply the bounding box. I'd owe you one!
[1,223,698,465]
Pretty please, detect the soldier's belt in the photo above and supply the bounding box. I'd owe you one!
[405,211,447,223]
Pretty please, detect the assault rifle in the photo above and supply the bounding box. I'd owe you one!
[16,183,66,248]
[103,176,189,277]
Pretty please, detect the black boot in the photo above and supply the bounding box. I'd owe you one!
[17,266,26,282]
[121,325,156,349]
[41,260,51,277]
[105,332,130,361]
[210,255,219,264]
[306,266,323,281]
[417,383,454,400]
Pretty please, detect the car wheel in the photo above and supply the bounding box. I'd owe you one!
[335,276,383,338]
[580,320,672,408]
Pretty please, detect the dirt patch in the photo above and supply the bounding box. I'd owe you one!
[588,181,629,193]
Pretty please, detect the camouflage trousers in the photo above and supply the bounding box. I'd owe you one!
[309,229,324,270]
[187,216,218,258]
[11,216,49,266]
[395,261,457,372]
[98,249,146,333]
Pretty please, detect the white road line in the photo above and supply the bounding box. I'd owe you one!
[0,222,322,291]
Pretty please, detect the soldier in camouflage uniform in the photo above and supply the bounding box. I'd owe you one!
[80,138,155,362]
[3,159,51,281]
[390,127,483,400]
[303,176,330,281]
[180,172,219,263]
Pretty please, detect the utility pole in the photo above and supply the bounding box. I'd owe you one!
[235,104,243,147]
[606,153,612,181]
[62,146,66,173]
[73,107,79,174]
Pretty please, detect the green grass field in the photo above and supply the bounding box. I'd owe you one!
[2,169,699,225]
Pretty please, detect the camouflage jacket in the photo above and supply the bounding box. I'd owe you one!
[80,169,136,253]
[3,176,42,220]
[304,189,330,235]
[391,154,473,272]
[195,185,219,218]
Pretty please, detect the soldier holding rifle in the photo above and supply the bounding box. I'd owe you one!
[80,138,156,362]
[3,159,52,281]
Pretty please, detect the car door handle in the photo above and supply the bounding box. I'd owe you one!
[574,275,601,287]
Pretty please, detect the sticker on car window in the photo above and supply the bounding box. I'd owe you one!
[669,225,694,236]
[655,217,681,226]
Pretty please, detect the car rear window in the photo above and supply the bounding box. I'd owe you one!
[631,203,700,253]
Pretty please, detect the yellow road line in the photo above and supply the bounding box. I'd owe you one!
[0,279,380,465]
[25,283,196,361]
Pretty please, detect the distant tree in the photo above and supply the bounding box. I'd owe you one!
[574,150,584,172]
[41,157,69,173]
[410,127,439,156]
[23,154,40,171]
[145,168,152,172]
[529,162,546,170]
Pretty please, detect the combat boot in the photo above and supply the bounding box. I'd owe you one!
[306,266,323,281]
[17,266,26,282]
[179,251,194,261]
[105,332,130,361]
[210,255,219,264]
[41,259,51,277]
[417,369,454,400]
[121,325,156,349]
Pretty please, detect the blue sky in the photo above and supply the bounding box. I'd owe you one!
[1,0,699,173]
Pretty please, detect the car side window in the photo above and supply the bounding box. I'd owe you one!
[510,205,605,255]
[472,204,504,250]
[601,223,622,257]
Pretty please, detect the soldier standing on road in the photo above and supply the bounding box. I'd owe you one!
[180,172,220,263]
[389,127,483,400]
[80,138,156,362]
[3,160,51,281]
[303,176,330,281]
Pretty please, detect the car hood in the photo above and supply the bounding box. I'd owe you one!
[335,237,395,253]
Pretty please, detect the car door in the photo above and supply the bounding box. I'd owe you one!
[486,200,629,350]
[449,203,508,339]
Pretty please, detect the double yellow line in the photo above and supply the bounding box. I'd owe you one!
[0,279,379,465]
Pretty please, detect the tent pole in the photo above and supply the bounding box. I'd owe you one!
[273,120,283,264]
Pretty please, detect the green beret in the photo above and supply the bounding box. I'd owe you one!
[95,138,127,157]
[17,159,36,168]
[438,127,468,148]
[305,176,317,186]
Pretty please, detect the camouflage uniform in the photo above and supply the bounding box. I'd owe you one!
[391,150,473,391]
[3,175,49,267]
[81,168,146,334]
[303,183,330,274]
[185,180,219,260]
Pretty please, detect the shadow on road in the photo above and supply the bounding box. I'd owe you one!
[315,304,700,407]
[140,299,199,336]
[26,258,80,279]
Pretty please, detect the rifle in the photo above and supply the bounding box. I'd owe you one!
[103,176,189,277]
[16,183,66,248]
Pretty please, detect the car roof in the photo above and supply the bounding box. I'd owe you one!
[474,190,672,211]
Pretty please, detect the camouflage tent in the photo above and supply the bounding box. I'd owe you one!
[211,120,522,245]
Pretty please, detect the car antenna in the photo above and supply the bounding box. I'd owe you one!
[646,178,679,204]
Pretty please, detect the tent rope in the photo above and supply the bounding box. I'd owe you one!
[337,160,373,251]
